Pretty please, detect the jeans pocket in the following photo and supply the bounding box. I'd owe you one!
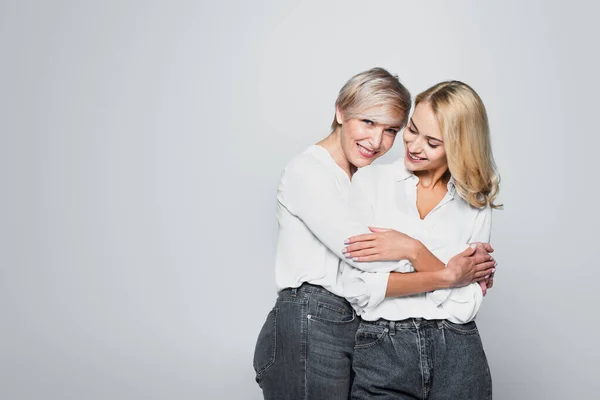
[309,295,355,324]
[354,323,387,349]
[441,320,478,335]
[253,307,278,379]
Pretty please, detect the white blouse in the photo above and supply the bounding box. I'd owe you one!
[274,145,401,297]
[341,159,492,324]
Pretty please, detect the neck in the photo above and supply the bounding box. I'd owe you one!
[317,128,356,178]
[414,167,450,190]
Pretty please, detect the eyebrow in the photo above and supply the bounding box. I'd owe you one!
[409,118,444,143]
[363,116,400,130]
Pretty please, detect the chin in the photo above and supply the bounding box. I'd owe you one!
[351,156,375,168]
[404,158,428,172]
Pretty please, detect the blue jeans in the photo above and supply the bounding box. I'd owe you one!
[351,318,492,400]
[253,283,360,400]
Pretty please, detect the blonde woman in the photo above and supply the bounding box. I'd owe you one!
[253,71,496,400]
[342,81,500,399]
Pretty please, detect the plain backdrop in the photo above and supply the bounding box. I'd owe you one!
[1,0,599,399]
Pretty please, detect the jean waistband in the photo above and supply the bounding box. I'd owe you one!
[363,318,443,330]
[278,282,342,299]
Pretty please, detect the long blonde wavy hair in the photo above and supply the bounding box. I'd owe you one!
[415,81,501,209]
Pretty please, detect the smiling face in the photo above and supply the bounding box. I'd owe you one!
[403,101,448,174]
[337,105,403,168]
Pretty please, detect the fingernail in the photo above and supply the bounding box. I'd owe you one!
[342,249,347,254]
[353,257,358,261]
[344,239,349,244]
[492,268,496,273]
[485,275,489,279]
[470,243,476,249]
[345,254,352,258]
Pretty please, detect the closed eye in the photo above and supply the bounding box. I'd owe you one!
[386,128,399,135]
[408,126,418,134]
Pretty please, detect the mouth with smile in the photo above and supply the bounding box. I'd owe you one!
[357,143,377,159]
[406,147,427,162]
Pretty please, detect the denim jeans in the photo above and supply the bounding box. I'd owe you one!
[253,283,360,400]
[351,318,492,400]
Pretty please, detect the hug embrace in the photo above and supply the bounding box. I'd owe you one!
[253,67,501,400]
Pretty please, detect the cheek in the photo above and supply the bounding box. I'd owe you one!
[429,148,447,163]
[382,135,396,151]
[343,123,361,142]
[350,125,369,141]
[341,126,357,146]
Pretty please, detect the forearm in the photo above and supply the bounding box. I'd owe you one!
[385,269,451,298]
[410,241,446,272]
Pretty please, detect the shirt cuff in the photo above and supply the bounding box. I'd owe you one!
[427,288,454,306]
[395,259,415,273]
[343,271,390,314]
[362,271,390,309]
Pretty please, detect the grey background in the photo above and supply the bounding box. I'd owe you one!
[1,0,598,399]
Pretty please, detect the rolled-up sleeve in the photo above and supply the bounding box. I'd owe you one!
[342,259,416,314]
[342,266,391,315]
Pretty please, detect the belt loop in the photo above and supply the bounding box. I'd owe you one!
[291,288,297,297]
[389,321,395,336]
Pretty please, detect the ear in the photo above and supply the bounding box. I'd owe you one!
[335,106,344,125]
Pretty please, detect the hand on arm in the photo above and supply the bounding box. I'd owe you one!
[382,243,495,297]
[341,196,496,318]
[354,209,496,322]
[343,227,446,272]
[445,243,496,288]
[341,166,455,312]
[342,258,454,313]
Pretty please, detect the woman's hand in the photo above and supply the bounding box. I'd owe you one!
[343,227,419,262]
[445,243,496,289]
[474,243,495,295]
[479,271,495,296]
[472,242,495,295]
[479,280,488,296]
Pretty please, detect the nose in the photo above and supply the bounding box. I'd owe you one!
[368,128,384,150]
[407,135,425,154]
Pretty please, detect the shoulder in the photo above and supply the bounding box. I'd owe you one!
[279,146,335,189]
[459,196,493,214]
[282,145,324,173]
[454,196,493,223]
